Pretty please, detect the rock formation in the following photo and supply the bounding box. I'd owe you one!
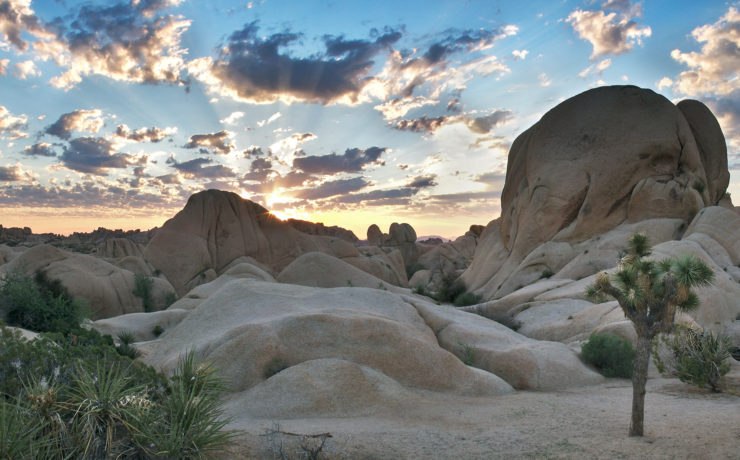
[462,86,734,303]
[144,190,408,296]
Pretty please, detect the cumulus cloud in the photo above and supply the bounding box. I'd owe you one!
[293,146,386,175]
[13,59,40,79]
[0,0,46,52]
[183,130,234,154]
[393,116,448,134]
[188,21,401,104]
[0,105,27,139]
[292,176,368,200]
[667,7,740,97]
[0,58,8,74]
[464,110,513,134]
[41,0,191,89]
[168,156,236,179]
[22,142,57,157]
[0,165,23,182]
[335,187,417,205]
[114,124,176,143]
[567,1,651,59]
[369,27,515,120]
[512,49,528,60]
[59,137,132,175]
[45,109,104,140]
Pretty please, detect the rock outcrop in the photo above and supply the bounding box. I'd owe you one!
[462,86,733,302]
[144,190,408,296]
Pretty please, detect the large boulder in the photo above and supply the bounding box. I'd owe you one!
[462,86,730,302]
[144,190,406,296]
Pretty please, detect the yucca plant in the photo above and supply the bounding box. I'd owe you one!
[66,362,144,459]
[20,376,71,458]
[586,233,714,436]
[132,350,236,459]
[0,398,45,459]
[653,325,731,392]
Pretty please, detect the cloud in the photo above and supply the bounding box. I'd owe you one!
[188,21,401,104]
[242,157,273,181]
[183,130,234,154]
[428,189,502,202]
[0,58,7,74]
[293,176,368,200]
[168,156,236,179]
[0,165,23,182]
[0,180,186,208]
[567,1,651,59]
[293,146,386,174]
[41,0,191,89]
[393,109,513,135]
[0,0,45,52]
[257,112,282,127]
[45,109,104,140]
[114,124,175,143]
[393,116,448,134]
[22,142,57,157]
[150,173,181,185]
[578,58,612,78]
[220,111,245,125]
[59,137,132,175]
[335,187,417,205]
[407,174,438,189]
[369,27,515,120]
[512,49,528,60]
[667,7,740,97]
[13,59,40,79]
[0,105,27,139]
[474,171,506,184]
[464,110,513,134]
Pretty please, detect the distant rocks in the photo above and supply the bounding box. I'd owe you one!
[285,218,359,243]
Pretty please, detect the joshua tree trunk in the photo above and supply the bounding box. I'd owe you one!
[629,332,652,436]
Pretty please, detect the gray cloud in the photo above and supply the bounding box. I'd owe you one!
[190,21,401,104]
[0,0,45,51]
[168,157,236,179]
[293,176,368,200]
[59,137,132,175]
[335,187,417,204]
[393,116,448,134]
[293,146,386,174]
[184,130,234,154]
[0,181,185,208]
[0,165,22,182]
[407,174,438,189]
[464,110,513,134]
[22,142,57,157]
[428,190,502,202]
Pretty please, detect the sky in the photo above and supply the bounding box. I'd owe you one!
[0,0,738,239]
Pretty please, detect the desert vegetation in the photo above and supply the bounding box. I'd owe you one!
[586,233,715,436]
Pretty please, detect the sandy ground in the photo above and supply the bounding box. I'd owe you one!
[219,374,740,459]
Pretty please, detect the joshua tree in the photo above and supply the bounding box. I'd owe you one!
[586,233,714,436]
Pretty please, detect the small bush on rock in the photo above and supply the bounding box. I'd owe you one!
[133,273,155,312]
[581,333,635,378]
[652,325,732,392]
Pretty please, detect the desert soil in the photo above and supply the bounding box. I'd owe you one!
[222,374,740,459]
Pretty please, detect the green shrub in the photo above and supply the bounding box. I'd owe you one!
[436,276,466,304]
[453,291,481,307]
[540,268,554,279]
[581,333,635,378]
[0,399,45,459]
[693,180,706,194]
[653,325,732,392]
[264,357,289,379]
[165,291,177,307]
[458,342,474,366]
[0,270,88,334]
[405,262,425,279]
[152,325,165,337]
[133,273,155,312]
[116,330,141,359]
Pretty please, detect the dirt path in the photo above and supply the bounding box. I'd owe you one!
[222,376,740,459]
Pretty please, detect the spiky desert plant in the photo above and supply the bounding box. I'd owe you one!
[0,399,45,459]
[586,233,714,436]
[131,350,236,458]
[67,362,144,458]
